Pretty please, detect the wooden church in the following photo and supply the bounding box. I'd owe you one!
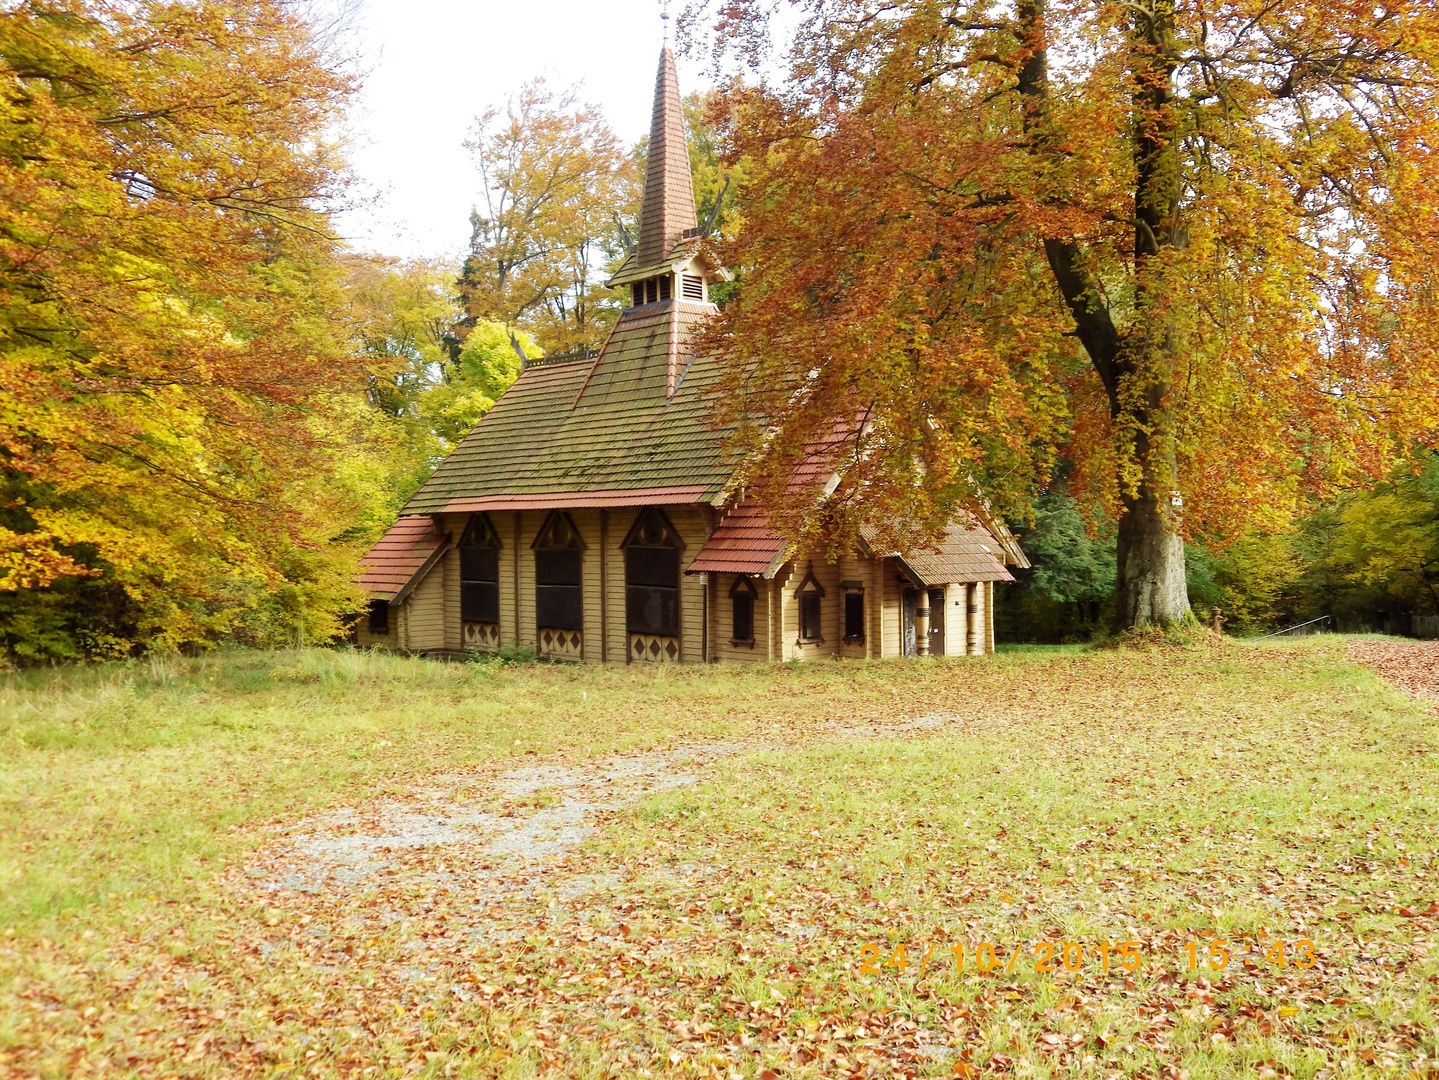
[357,47,1027,663]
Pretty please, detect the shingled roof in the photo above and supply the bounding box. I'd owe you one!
[686,499,787,576]
[892,522,1016,586]
[401,300,732,514]
[358,515,447,601]
[636,48,694,266]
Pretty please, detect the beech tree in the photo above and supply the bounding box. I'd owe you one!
[690,0,1439,628]
[460,81,637,355]
[0,0,364,655]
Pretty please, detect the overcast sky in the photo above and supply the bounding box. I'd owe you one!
[335,0,715,263]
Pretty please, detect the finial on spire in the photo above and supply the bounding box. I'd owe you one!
[659,0,671,43]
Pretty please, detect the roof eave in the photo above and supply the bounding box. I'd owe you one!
[606,243,732,289]
[389,537,450,606]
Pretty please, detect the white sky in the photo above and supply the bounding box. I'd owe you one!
[335,0,713,262]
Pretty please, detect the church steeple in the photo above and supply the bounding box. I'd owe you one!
[634,46,696,267]
[606,41,728,307]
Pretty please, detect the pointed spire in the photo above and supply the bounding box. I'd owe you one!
[634,47,697,268]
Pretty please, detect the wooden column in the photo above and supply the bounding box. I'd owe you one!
[766,577,777,661]
[868,557,880,659]
[915,589,931,656]
[513,511,522,648]
[967,582,981,655]
[600,509,609,663]
[985,581,995,654]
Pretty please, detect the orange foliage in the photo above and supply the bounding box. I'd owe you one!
[694,0,1439,618]
[0,0,365,647]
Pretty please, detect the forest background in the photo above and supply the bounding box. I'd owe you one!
[1,0,1436,664]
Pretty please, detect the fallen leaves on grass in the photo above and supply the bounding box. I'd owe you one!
[4,640,1439,1078]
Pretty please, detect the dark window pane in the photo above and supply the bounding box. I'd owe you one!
[800,592,822,640]
[536,548,582,586]
[462,582,499,624]
[626,547,679,588]
[461,547,498,584]
[732,593,753,642]
[659,274,672,300]
[368,599,389,633]
[537,584,583,630]
[844,593,865,640]
[627,585,678,637]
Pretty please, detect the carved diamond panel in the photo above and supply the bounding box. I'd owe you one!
[463,622,500,652]
[538,627,584,661]
[629,633,680,663]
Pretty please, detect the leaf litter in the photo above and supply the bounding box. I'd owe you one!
[4,638,1439,1078]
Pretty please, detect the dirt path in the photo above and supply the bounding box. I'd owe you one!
[245,742,748,898]
[1347,638,1439,700]
[241,710,977,902]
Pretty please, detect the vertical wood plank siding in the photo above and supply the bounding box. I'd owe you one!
[943,583,964,656]
[517,511,536,649]
[569,508,603,662]
[406,567,446,652]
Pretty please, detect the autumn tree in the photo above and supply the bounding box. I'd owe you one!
[346,257,531,501]
[0,0,366,658]
[460,81,637,355]
[688,0,1439,629]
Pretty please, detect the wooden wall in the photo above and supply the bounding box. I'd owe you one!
[709,571,770,664]
[429,505,710,662]
[405,564,446,652]
[356,615,398,651]
[368,513,1002,660]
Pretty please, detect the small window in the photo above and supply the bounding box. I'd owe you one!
[459,514,501,625]
[794,565,826,643]
[730,576,756,643]
[533,511,585,632]
[624,507,684,638]
[659,274,672,300]
[682,274,704,300]
[844,592,865,641]
[645,278,658,304]
[631,282,643,307]
[800,593,822,641]
[368,599,389,633]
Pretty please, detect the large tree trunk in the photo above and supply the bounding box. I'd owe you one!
[1116,479,1189,628]
[1017,0,1193,630]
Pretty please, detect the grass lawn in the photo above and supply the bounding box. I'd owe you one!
[1,638,1436,1078]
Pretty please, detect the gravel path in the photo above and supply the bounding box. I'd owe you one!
[245,741,747,895]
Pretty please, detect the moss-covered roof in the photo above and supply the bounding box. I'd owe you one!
[401,299,731,514]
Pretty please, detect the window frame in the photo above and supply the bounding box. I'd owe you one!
[532,510,586,633]
[459,513,501,626]
[794,565,827,644]
[729,576,757,645]
[843,590,865,643]
[622,507,685,639]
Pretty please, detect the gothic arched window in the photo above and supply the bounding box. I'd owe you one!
[533,511,585,632]
[795,565,826,643]
[623,507,683,638]
[459,513,501,625]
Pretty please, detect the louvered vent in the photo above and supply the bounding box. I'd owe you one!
[682,275,704,301]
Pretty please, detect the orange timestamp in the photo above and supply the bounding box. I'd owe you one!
[858,938,1319,977]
